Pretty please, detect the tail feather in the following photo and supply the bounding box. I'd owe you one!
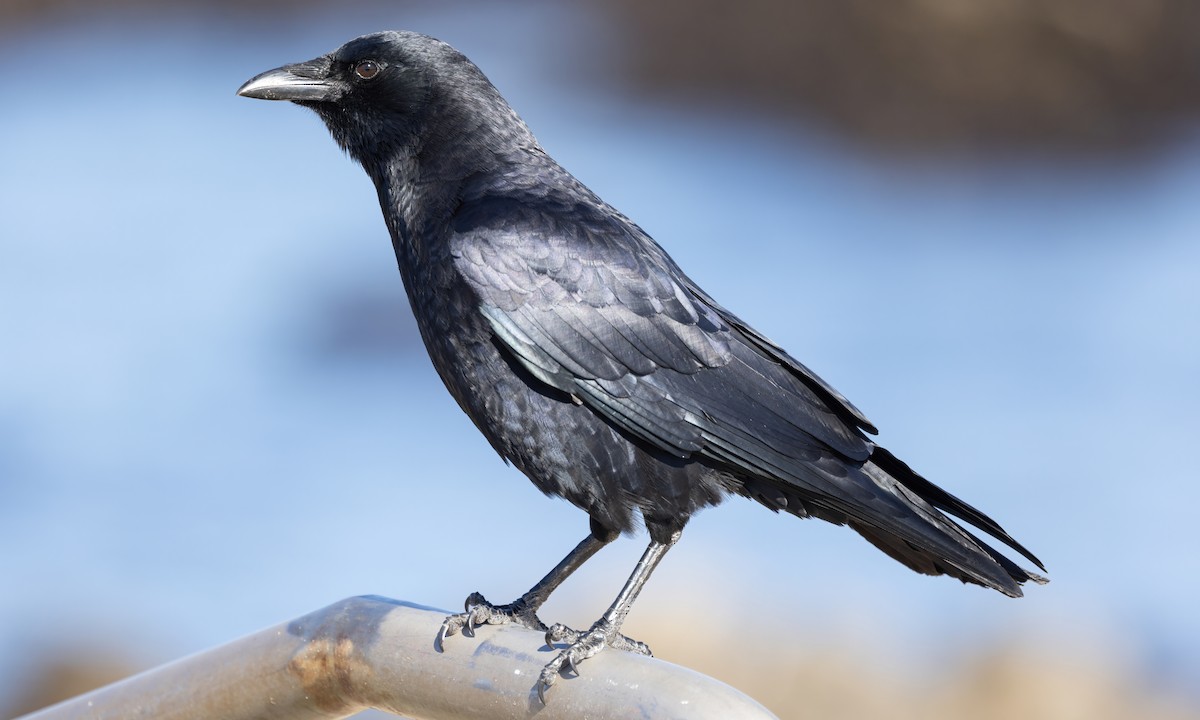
[848,521,1026,596]
[734,441,1047,596]
[846,446,1048,595]
[870,446,1047,572]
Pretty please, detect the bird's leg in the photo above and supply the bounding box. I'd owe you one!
[537,529,681,703]
[436,525,616,650]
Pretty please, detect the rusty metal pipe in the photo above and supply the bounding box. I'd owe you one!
[14,595,777,719]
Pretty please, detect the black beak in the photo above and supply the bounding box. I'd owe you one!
[237,58,341,102]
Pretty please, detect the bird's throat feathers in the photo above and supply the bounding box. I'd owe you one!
[370,151,420,238]
[358,121,540,268]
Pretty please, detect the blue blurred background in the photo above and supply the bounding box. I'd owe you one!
[2,1,1198,717]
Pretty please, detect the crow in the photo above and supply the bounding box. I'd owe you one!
[238,31,1047,701]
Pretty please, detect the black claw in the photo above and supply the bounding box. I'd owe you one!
[435,624,447,652]
[564,653,578,677]
[537,679,549,705]
[466,611,476,635]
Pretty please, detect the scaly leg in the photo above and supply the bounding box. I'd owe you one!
[435,524,616,650]
[537,529,681,703]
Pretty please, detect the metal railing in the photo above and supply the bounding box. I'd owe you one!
[13,595,777,719]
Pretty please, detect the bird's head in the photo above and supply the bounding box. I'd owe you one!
[238,31,531,173]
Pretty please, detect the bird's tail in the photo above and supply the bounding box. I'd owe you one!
[850,447,1048,597]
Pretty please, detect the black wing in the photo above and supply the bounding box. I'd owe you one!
[451,187,1044,595]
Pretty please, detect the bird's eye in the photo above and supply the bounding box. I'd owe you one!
[354,60,381,80]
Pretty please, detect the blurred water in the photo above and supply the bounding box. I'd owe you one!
[1,0,1198,707]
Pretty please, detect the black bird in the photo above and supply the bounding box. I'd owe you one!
[238,31,1047,701]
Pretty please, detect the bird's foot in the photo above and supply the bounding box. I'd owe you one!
[435,592,547,650]
[537,620,652,703]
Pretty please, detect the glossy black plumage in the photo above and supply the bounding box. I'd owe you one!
[239,30,1046,694]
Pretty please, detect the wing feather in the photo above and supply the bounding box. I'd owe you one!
[453,195,872,467]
